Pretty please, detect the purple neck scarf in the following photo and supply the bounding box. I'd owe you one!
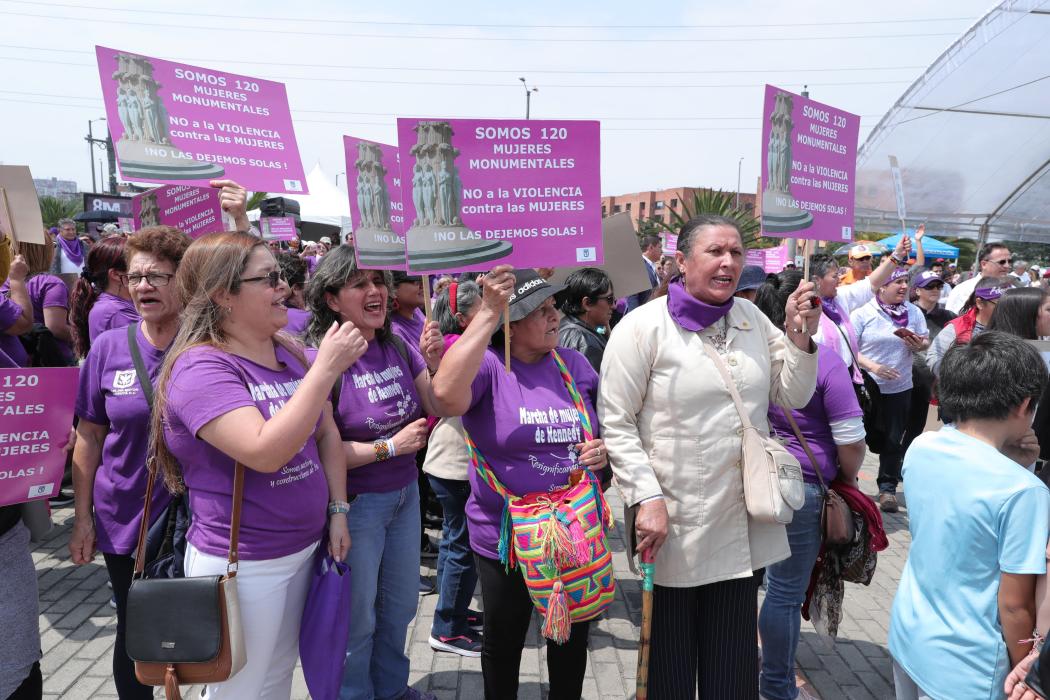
[821,297,844,325]
[667,278,734,332]
[56,235,83,268]
[875,296,909,327]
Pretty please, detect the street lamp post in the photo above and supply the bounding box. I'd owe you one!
[736,157,743,209]
[518,77,538,119]
[335,171,346,187]
[86,117,106,192]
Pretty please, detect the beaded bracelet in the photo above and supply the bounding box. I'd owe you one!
[327,500,350,516]
[373,439,395,462]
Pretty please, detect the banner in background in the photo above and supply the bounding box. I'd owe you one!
[95,46,308,194]
[0,166,46,244]
[395,118,602,274]
[132,185,228,238]
[745,244,791,273]
[343,136,406,269]
[759,85,860,243]
[260,216,298,241]
[0,368,78,507]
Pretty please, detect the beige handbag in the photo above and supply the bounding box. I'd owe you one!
[701,341,805,524]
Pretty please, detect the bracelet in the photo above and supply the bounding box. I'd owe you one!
[373,439,396,462]
[890,255,904,266]
[327,500,350,516]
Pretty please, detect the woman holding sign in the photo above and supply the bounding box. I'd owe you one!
[431,267,609,699]
[598,215,820,698]
[69,225,190,699]
[149,231,358,700]
[303,245,444,700]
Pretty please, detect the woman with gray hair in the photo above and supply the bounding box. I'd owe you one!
[599,214,821,697]
[422,280,486,657]
[304,245,444,700]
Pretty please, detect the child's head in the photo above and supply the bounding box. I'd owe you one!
[939,331,1047,428]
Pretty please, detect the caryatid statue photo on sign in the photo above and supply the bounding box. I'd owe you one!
[110,53,224,181]
[352,141,405,268]
[404,120,511,271]
[761,90,813,233]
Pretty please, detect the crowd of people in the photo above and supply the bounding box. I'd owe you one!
[5,182,1050,700]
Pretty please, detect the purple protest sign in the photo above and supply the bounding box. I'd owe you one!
[395,119,602,274]
[760,85,860,243]
[95,46,308,194]
[343,136,406,269]
[745,244,791,273]
[260,216,299,241]
[132,185,228,239]
[662,233,679,255]
[0,368,78,507]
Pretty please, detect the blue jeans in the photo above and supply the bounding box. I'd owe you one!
[758,482,824,700]
[427,475,478,639]
[340,481,420,700]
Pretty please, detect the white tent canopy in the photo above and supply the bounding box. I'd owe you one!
[855,0,1050,244]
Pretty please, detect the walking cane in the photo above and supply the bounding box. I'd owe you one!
[636,548,656,700]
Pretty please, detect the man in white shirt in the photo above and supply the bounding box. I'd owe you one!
[1009,259,1031,287]
[945,243,1012,314]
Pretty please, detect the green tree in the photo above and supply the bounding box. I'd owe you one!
[37,196,82,228]
[636,216,664,239]
[656,188,763,246]
[247,191,269,211]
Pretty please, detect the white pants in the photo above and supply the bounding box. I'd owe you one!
[185,540,318,700]
[893,660,934,700]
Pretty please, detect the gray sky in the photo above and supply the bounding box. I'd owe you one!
[0,0,996,198]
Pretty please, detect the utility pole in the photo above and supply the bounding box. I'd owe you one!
[105,134,117,194]
[736,157,743,209]
[518,77,538,119]
[86,117,106,192]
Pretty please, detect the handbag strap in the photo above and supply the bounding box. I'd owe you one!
[699,339,757,433]
[127,322,154,409]
[779,406,829,494]
[132,461,245,579]
[466,349,596,500]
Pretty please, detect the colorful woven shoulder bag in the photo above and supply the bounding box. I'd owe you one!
[465,350,616,643]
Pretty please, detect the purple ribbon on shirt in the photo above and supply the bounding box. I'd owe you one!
[56,235,84,268]
[667,277,734,332]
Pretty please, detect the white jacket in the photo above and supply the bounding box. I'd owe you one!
[598,296,818,587]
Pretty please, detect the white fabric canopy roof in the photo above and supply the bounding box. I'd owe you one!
[250,162,351,236]
[855,0,1050,243]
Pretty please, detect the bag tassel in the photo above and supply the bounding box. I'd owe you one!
[542,579,571,644]
[590,477,613,531]
[497,497,515,570]
[164,665,182,700]
[543,508,580,570]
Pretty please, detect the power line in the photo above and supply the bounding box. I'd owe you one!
[0,44,926,76]
[0,1,973,29]
[0,10,961,42]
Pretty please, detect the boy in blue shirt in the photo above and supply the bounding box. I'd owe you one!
[890,331,1050,700]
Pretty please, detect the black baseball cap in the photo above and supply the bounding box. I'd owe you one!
[507,269,565,321]
[391,271,422,285]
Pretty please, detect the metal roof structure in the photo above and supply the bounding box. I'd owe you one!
[854,0,1050,244]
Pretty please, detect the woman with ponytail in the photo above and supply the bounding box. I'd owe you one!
[69,234,137,359]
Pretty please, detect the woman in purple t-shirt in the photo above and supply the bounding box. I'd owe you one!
[69,225,191,700]
[151,232,365,700]
[431,266,609,699]
[70,234,139,359]
[0,248,32,367]
[304,245,445,700]
[755,270,867,700]
[4,240,74,365]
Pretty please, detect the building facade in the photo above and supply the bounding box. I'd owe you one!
[601,187,756,228]
[33,177,78,199]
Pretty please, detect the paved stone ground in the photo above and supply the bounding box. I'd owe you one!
[35,450,905,699]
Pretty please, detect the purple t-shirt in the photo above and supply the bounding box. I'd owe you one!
[462,348,600,560]
[87,292,140,343]
[76,323,171,554]
[283,307,311,337]
[390,308,426,349]
[164,343,328,560]
[0,294,29,367]
[9,274,73,363]
[304,255,319,276]
[767,343,863,484]
[310,336,427,494]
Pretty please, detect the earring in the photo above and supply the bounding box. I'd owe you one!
[225,305,232,314]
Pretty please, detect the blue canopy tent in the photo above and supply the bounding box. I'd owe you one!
[879,231,959,259]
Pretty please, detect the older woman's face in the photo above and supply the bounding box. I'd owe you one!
[817,267,840,298]
[127,252,180,325]
[511,297,559,356]
[674,225,743,304]
[228,246,289,337]
[879,277,909,304]
[327,270,388,334]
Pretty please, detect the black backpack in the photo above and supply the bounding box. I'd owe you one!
[18,323,71,367]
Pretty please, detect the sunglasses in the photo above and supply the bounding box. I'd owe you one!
[591,294,616,304]
[922,283,944,291]
[238,270,286,289]
[988,258,1014,267]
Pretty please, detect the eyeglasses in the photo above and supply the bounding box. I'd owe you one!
[592,294,616,304]
[120,272,174,287]
[238,270,285,289]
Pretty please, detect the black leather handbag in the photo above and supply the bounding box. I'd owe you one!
[125,464,246,699]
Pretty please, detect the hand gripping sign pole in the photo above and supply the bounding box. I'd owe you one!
[636,548,656,699]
